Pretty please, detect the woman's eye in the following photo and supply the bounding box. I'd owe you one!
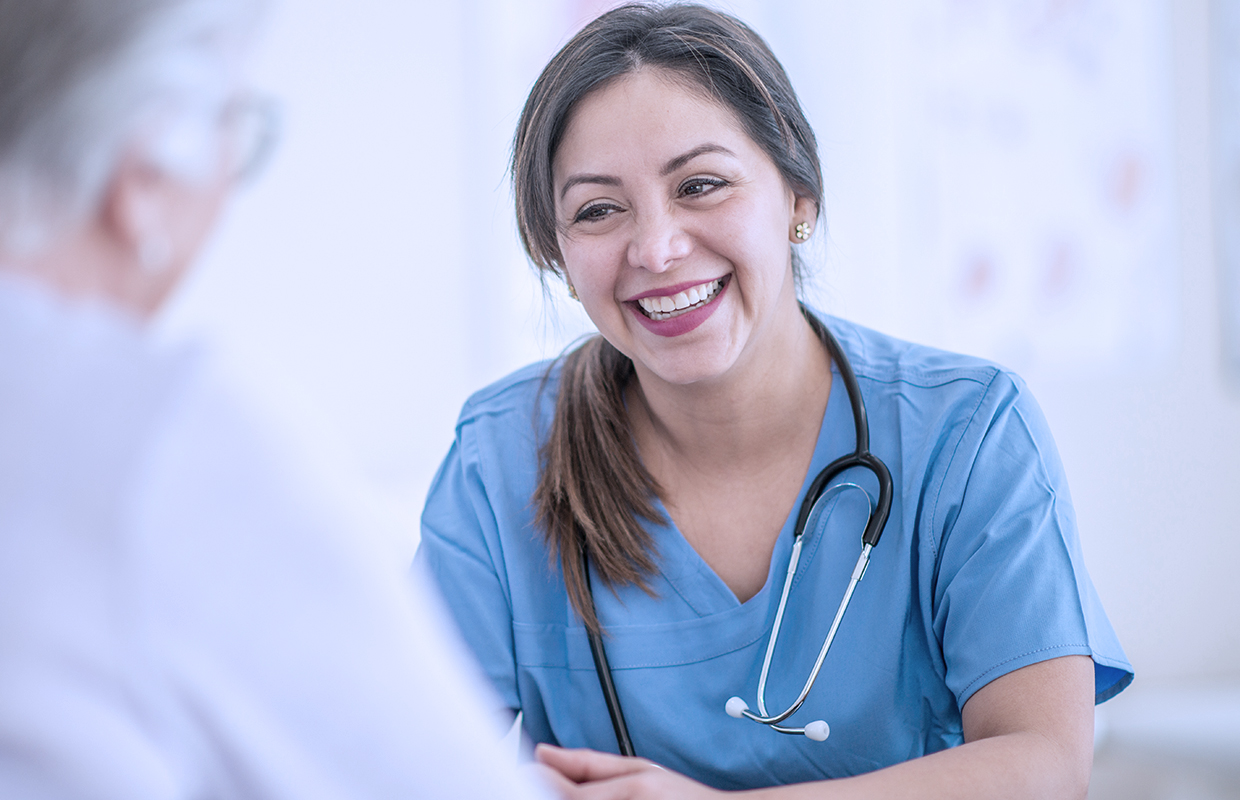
[680,177,726,197]
[573,203,620,223]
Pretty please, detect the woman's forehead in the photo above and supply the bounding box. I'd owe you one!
[553,69,753,179]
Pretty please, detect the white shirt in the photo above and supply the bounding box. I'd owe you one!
[0,276,546,799]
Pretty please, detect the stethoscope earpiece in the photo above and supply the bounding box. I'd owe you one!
[725,697,749,718]
[804,721,830,741]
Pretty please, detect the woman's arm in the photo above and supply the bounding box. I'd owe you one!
[535,655,1094,800]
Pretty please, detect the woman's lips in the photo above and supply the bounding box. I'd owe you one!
[632,277,725,320]
[628,275,730,337]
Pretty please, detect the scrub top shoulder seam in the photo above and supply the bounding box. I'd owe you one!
[924,367,1003,565]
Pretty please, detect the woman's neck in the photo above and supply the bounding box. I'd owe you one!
[628,304,833,481]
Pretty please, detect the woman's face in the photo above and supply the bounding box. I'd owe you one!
[553,68,814,388]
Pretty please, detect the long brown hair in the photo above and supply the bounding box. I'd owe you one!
[518,3,824,632]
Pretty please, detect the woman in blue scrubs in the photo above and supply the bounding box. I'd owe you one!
[416,4,1132,797]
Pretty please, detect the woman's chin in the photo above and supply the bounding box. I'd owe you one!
[629,345,741,390]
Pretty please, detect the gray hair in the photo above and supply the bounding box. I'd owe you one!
[0,0,266,254]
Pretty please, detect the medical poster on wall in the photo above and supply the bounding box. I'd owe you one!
[1216,0,1240,387]
[886,0,1179,374]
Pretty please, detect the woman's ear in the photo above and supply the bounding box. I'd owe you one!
[793,195,818,224]
[789,195,819,243]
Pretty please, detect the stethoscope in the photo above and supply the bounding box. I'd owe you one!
[583,315,893,757]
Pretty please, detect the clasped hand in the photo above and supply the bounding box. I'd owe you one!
[532,744,725,800]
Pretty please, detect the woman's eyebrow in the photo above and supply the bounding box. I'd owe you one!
[558,144,737,201]
[559,174,620,200]
[660,143,736,176]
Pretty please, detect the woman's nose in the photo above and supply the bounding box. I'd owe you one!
[626,208,692,273]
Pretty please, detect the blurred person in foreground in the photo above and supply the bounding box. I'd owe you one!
[0,1,547,797]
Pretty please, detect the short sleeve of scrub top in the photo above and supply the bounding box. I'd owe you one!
[416,313,1133,791]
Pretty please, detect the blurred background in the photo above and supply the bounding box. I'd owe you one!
[159,0,1240,796]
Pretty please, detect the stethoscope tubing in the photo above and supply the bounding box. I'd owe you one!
[583,546,638,757]
[797,315,893,549]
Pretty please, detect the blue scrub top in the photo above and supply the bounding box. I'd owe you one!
[416,314,1132,790]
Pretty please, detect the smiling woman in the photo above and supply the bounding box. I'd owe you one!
[548,67,826,606]
[415,4,1133,799]
[555,70,813,370]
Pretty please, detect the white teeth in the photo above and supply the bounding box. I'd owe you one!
[635,278,724,321]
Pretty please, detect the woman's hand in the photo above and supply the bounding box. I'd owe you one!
[534,744,726,800]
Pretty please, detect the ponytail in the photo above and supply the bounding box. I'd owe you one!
[534,336,663,634]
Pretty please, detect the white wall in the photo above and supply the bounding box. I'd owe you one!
[164,0,477,529]
[163,0,1239,687]
[1039,0,1240,684]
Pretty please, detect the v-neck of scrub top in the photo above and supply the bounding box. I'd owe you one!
[645,358,854,620]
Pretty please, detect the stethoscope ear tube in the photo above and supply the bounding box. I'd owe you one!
[582,546,637,757]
